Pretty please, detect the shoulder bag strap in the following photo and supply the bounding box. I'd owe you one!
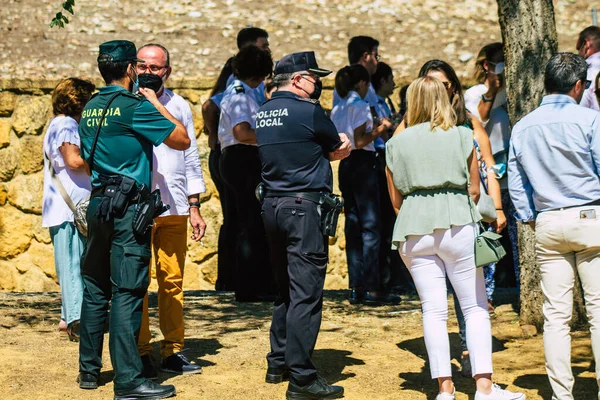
[87,91,123,170]
[44,150,77,213]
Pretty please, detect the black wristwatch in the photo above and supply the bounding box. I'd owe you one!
[481,94,494,103]
[188,201,201,209]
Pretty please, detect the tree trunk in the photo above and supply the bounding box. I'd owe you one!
[497,0,587,331]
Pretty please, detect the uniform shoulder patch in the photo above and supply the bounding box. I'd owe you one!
[234,85,245,94]
[120,91,143,101]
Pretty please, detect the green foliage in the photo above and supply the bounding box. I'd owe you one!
[49,0,75,29]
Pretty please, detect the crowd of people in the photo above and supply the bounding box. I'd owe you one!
[38,24,600,400]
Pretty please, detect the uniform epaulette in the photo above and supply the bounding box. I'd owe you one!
[234,85,245,94]
[298,97,319,105]
[121,91,143,100]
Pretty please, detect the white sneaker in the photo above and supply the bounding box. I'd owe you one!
[475,384,526,400]
[436,389,455,400]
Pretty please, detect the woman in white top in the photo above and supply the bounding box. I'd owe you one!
[217,45,275,301]
[330,64,396,305]
[464,42,520,293]
[42,78,94,341]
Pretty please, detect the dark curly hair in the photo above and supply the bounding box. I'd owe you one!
[52,78,96,117]
[232,45,273,81]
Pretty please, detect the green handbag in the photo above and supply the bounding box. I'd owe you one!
[474,227,507,267]
[456,126,507,268]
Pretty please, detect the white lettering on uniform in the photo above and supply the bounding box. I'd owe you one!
[256,108,288,128]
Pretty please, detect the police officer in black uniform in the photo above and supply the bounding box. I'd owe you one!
[256,51,351,400]
[77,40,190,400]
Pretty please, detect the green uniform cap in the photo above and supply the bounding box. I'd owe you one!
[98,40,144,63]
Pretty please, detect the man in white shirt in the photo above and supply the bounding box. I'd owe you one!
[135,43,207,377]
[332,36,381,109]
[577,26,600,110]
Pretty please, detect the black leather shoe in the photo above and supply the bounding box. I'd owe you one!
[266,366,290,384]
[348,288,363,305]
[362,291,401,306]
[141,355,158,380]
[114,380,175,400]
[77,372,98,390]
[286,375,344,399]
[160,352,202,375]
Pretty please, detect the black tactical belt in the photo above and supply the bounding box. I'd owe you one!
[264,190,324,204]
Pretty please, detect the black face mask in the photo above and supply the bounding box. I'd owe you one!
[310,79,323,100]
[138,73,164,93]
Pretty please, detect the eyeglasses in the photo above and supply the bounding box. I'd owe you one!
[136,64,167,73]
[586,80,592,89]
[372,53,381,62]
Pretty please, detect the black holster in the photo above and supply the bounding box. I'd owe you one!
[263,188,344,237]
[95,175,138,222]
[319,193,344,237]
[132,188,170,236]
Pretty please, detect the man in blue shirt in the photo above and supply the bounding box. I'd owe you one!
[508,52,600,400]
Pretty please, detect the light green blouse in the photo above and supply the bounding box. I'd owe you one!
[385,122,482,248]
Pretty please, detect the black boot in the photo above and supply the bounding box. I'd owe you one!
[113,380,175,400]
[265,366,290,384]
[286,375,344,399]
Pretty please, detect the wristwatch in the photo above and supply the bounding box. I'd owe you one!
[481,94,494,103]
[188,201,201,209]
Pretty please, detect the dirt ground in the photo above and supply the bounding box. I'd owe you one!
[0,290,596,400]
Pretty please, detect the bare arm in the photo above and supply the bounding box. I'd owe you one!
[385,166,404,216]
[468,147,481,204]
[139,87,190,151]
[472,119,506,232]
[232,122,257,144]
[354,119,392,149]
[201,99,220,151]
[59,143,90,175]
[477,73,502,122]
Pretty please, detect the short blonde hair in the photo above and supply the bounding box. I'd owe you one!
[406,76,457,131]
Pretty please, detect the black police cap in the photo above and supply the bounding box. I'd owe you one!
[97,40,144,63]
[274,51,331,77]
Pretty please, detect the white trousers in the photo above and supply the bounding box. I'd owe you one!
[536,206,600,400]
[400,224,493,378]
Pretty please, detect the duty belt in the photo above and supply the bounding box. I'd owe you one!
[264,190,324,204]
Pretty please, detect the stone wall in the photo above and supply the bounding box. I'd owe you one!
[0,78,351,292]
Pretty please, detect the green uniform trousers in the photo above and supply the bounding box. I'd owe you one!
[79,196,151,392]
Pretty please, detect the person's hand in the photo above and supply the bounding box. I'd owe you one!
[379,118,393,131]
[492,210,507,233]
[139,87,160,106]
[485,70,503,97]
[330,133,351,160]
[189,207,207,242]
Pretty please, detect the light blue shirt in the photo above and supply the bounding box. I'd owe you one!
[508,94,600,221]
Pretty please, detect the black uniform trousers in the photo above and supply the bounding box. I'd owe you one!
[219,144,274,300]
[339,149,381,291]
[262,196,328,385]
[79,196,151,392]
[209,145,236,291]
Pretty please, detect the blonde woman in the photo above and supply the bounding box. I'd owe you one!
[385,77,525,400]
